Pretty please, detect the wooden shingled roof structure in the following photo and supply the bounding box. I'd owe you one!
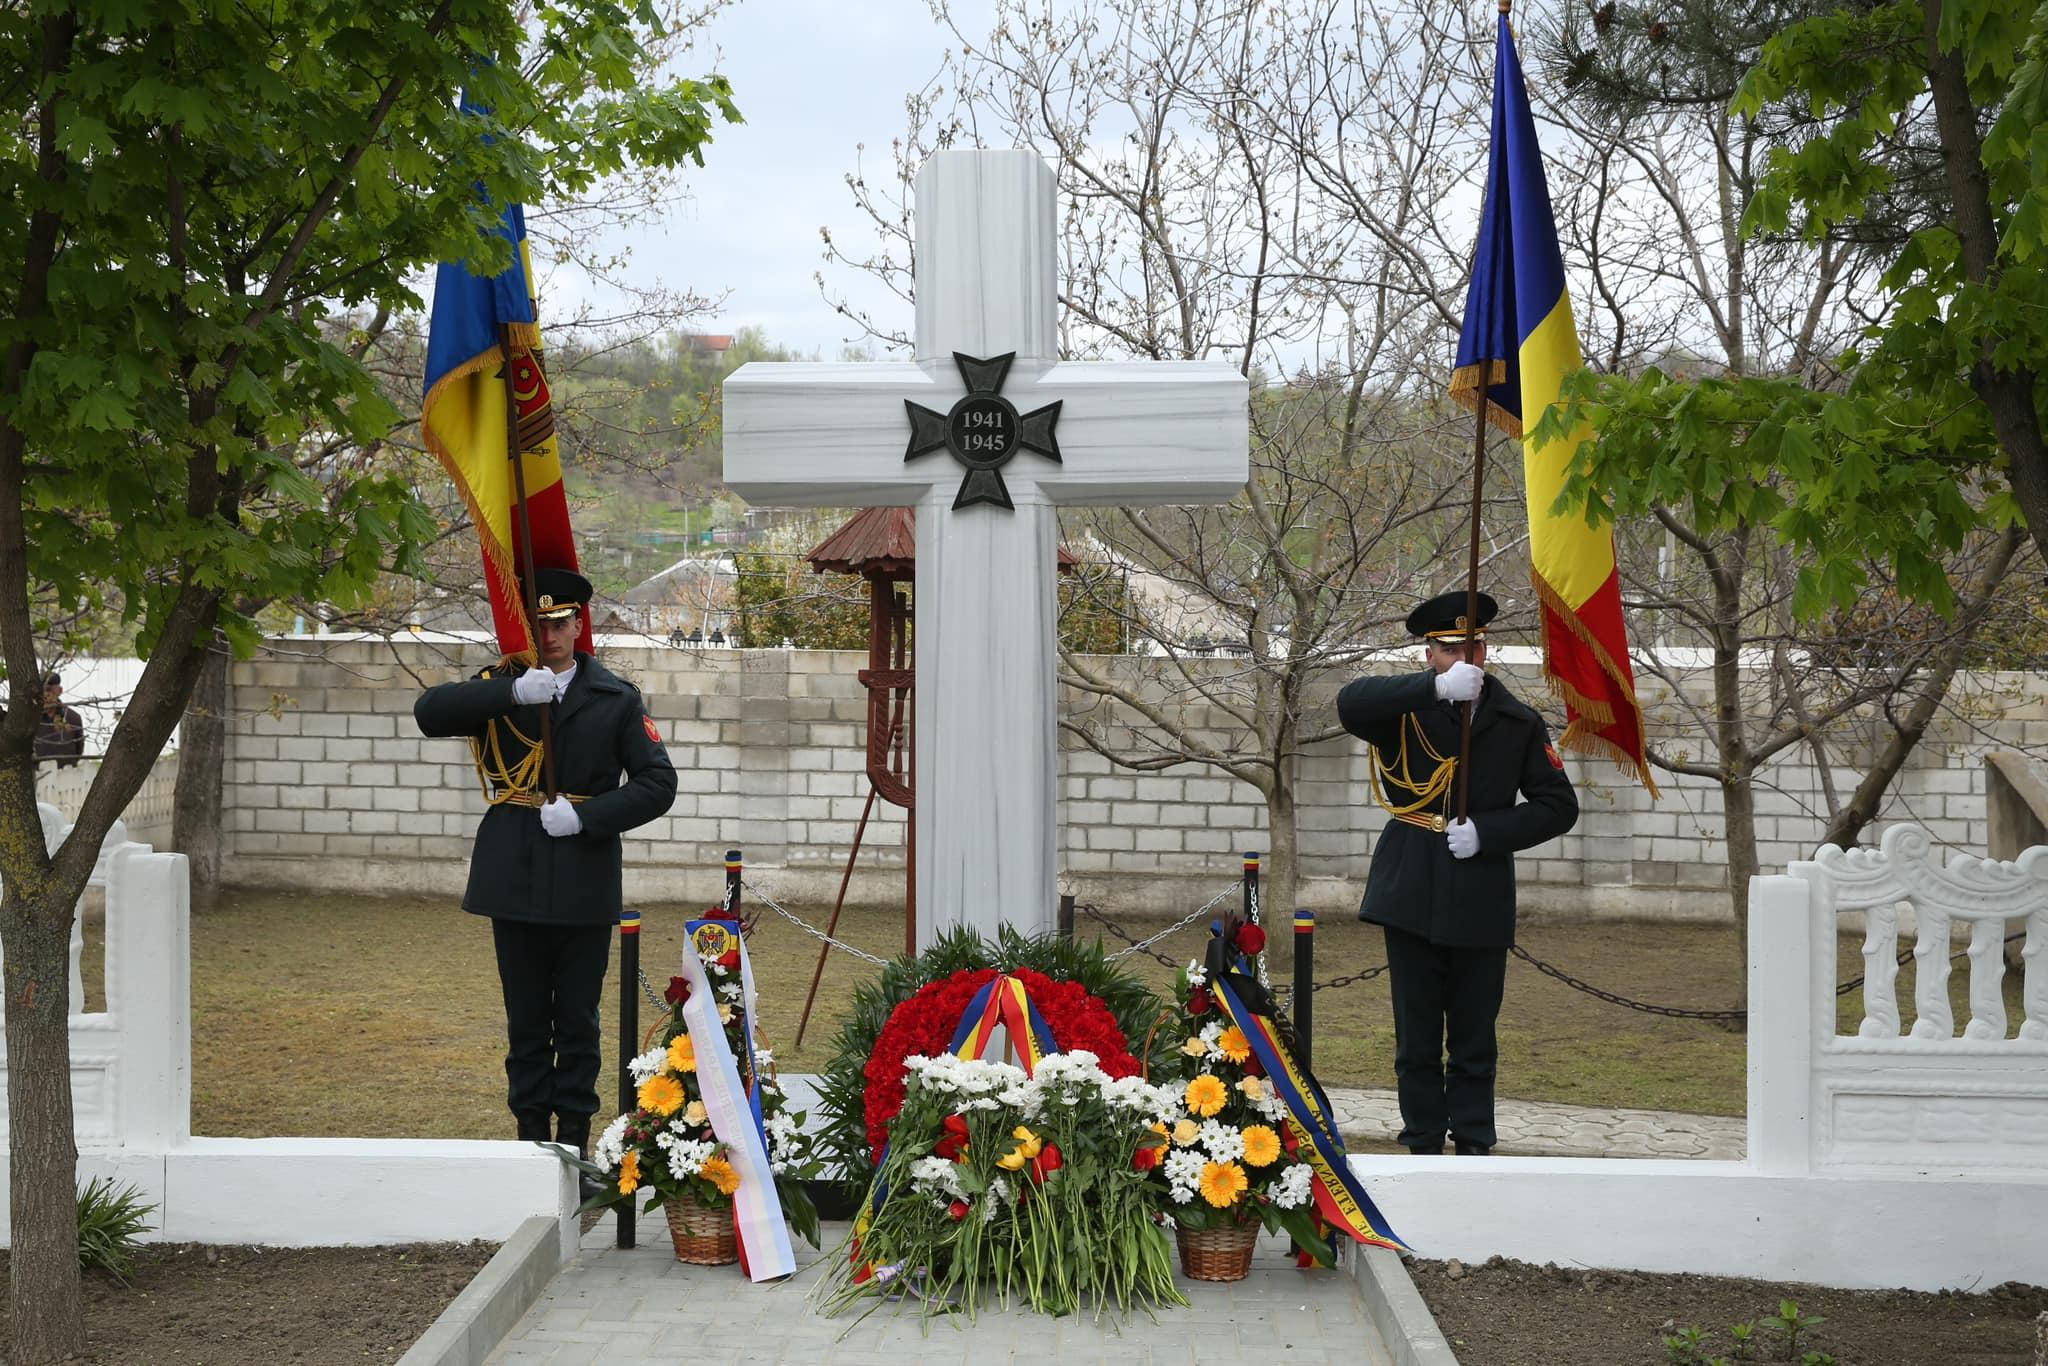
[804,505,1079,577]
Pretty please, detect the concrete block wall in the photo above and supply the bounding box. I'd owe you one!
[220,637,2028,918]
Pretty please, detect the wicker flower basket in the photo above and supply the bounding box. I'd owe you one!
[1175,1219,1259,1282]
[663,1190,738,1266]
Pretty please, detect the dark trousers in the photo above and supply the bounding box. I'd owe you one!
[491,919,612,1141]
[1382,925,1508,1151]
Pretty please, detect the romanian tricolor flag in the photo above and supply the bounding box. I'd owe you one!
[422,95,589,664]
[1450,9,1656,795]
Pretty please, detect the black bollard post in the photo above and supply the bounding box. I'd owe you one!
[1058,892,1075,940]
[616,906,639,1249]
[726,847,744,918]
[1293,910,1315,1072]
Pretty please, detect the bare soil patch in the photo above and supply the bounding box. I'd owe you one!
[0,1242,495,1364]
[1410,1254,2048,1365]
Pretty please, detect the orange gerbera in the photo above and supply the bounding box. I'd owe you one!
[1216,1026,1251,1064]
[1241,1124,1282,1167]
[1185,1074,1228,1117]
[1199,1160,1248,1208]
[666,1034,698,1073]
[618,1151,642,1196]
[638,1073,686,1116]
[701,1155,741,1196]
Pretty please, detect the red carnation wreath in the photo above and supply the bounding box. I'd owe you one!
[861,966,1141,1161]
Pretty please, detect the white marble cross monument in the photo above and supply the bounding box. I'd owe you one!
[723,149,1247,946]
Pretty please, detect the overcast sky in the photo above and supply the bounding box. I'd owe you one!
[569,0,997,359]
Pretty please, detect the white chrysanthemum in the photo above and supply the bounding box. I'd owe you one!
[1256,1093,1289,1122]
[593,1114,631,1169]
[656,1134,716,1177]
[1185,959,1207,988]
[909,1155,966,1199]
[1199,1119,1246,1163]
[1163,1150,1205,1203]
[1270,1163,1315,1210]
[627,1046,668,1085]
[1199,1019,1224,1045]
[755,1047,774,1067]
[720,982,744,1001]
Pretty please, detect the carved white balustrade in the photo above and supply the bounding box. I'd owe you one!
[1749,824,2048,1179]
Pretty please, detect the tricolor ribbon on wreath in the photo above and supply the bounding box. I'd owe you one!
[854,972,1063,1257]
[1205,936,1410,1256]
[675,917,795,1281]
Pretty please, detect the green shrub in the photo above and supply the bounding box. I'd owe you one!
[77,1177,155,1284]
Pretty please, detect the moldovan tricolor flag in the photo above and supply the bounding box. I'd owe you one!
[421,98,590,663]
[1449,9,1657,794]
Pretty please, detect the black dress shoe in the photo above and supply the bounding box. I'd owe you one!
[555,1118,591,1157]
[1453,1139,1492,1156]
[515,1114,551,1143]
[1405,1141,1445,1156]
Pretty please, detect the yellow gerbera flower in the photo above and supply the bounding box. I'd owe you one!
[638,1073,686,1117]
[1241,1124,1282,1167]
[1185,1074,1228,1117]
[701,1155,741,1196]
[618,1151,641,1196]
[1238,1076,1269,1102]
[1180,1036,1209,1057]
[1216,1026,1252,1064]
[683,1100,708,1127]
[666,1034,698,1073]
[1199,1160,1248,1208]
[1172,1118,1202,1146]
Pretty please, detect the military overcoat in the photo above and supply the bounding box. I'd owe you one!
[414,652,677,925]
[1336,670,1577,948]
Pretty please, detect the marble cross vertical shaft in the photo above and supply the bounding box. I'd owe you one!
[722,149,1247,947]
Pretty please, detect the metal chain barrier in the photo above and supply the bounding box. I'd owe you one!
[1512,930,2029,1024]
[1077,903,1181,968]
[742,878,893,967]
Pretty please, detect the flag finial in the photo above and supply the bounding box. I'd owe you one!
[1498,0,1511,11]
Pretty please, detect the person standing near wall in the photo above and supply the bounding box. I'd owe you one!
[413,567,677,1153]
[1337,589,1578,1156]
[34,673,87,768]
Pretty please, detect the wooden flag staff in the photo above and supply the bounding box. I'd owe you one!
[499,322,557,801]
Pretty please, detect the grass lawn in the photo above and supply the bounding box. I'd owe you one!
[168,889,2022,1139]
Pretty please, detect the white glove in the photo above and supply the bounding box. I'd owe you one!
[1434,660,1484,703]
[511,668,558,706]
[1446,818,1480,859]
[539,795,582,837]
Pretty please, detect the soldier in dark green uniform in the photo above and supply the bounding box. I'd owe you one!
[414,568,677,1152]
[1337,589,1577,1156]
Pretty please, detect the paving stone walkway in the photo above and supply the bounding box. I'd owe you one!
[1323,1086,1747,1160]
[483,1221,1393,1366]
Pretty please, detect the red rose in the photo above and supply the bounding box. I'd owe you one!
[1187,986,1212,1016]
[1243,1052,1265,1078]
[933,1114,971,1161]
[1236,923,1267,955]
[664,976,691,1005]
[1028,1142,1063,1185]
[1132,1141,1163,1172]
[947,1199,970,1221]
[704,904,739,922]
[716,948,741,970]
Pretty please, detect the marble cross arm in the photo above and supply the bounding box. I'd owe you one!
[722,358,1249,508]
[722,362,940,506]
[1025,360,1247,506]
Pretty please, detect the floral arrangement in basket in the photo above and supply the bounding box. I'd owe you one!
[572,905,821,1250]
[820,1050,1187,1321]
[1147,918,1330,1262]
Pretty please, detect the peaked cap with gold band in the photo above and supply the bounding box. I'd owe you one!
[530,566,592,622]
[1406,588,1498,645]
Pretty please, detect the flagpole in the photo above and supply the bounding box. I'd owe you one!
[501,322,558,800]
[1455,406,1487,824]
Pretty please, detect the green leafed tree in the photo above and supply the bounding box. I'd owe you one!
[0,4,735,1359]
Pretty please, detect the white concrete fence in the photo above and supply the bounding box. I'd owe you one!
[0,805,573,1252]
[1356,824,2048,1291]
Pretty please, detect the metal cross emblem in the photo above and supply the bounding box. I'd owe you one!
[903,352,1062,510]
